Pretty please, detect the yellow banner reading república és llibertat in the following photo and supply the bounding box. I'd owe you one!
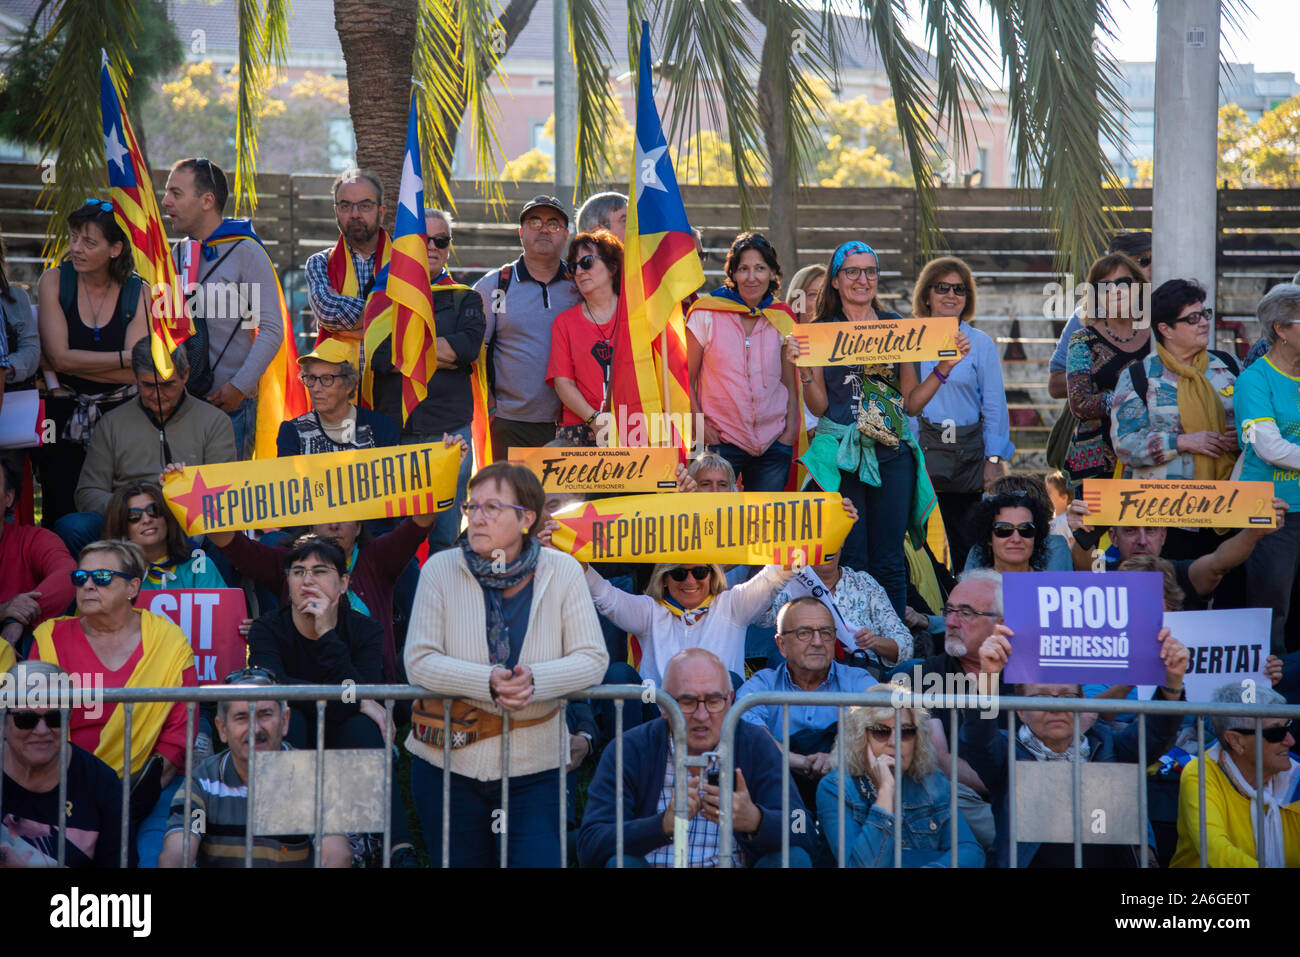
[162,442,460,535]
[510,446,679,493]
[1082,479,1277,529]
[550,492,854,564]
[792,317,959,366]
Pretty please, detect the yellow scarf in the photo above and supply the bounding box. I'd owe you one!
[1155,341,1234,481]
[659,593,715,626]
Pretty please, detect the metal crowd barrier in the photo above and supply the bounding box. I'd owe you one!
[0,683,688,869]
[715,690,1300,868]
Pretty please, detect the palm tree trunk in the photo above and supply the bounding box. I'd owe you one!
[753,8,798,275]
[334,0,418,232]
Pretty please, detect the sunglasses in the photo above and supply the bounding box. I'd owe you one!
[930,281,968,296]
[573,254,603,272]
[70,568,136,588]
[1232,720,1295,744]
[867,725,917,743]
[9,710,63,731]
[1165,308,1214,326]
[1137,255,1152,268]
[992,522,1037,539]
[427,234,451,249]
[83,197,114,213]
[128,503,162,523]
[668,567,711,582]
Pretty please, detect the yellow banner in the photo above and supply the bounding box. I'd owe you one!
[510,446,680,493]
[1082,479,1277,529]
[162,442,460,535]
[550,492,854,564]
[792,317,959,366]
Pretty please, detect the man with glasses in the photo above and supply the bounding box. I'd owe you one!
[472,196,581,458]
[158,667,352,867]
[578,647,812,868]
[1,661,123,868]
[305,169,388,357]
[962,619,1188,867]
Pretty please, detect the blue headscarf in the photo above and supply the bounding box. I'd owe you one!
[829,241,877,279]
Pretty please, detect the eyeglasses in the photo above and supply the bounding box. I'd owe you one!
[1096,276,1138,290]
[667,567,711,583]
[992,521,1037,539]
[83,198,114,213]
[1166,308,1214,326]
[9,710,63,731]
[427,234,451,249]
[461,500,528,519]
[127,503,162,523]
[335,200,378,214]
[1027,691,1083,700]
[867,724,917,742]
[300,373,345,387]
[942,604,1000,621]
[70,568,136,588]
[839,266,878,281]
[1231,719,1295,743]
[573,254,603,272]
[782,626,837,644]
[676,693,729,715]
[930,281,968,296]
[224,666,279,685]
[1137,255,1152,268]
[523,217,566,233]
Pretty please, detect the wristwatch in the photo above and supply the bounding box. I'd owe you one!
[986,455,1002,464]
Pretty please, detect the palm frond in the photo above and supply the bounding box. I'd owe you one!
[232,0,291,218]
[918,0,996,165]
[456,0,509,208]
[569,0,619,199]
[413,0,465,210]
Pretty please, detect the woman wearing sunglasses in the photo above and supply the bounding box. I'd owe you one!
[546,229,623,446]
[30,539,197,867]
[965,490,1054,574]
[103,481,227,589]
[817,686,983,867]
[34,199,148,526]
[1063,252,1152,494]
[1172,683,1300,868]
[911,257,1012,571]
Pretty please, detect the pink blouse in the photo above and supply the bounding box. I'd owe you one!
[687,309,789,456]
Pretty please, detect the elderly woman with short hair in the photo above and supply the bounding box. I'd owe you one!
[277,338,399,456]
[1234,284,1300,655]
[817,684,984,867]
[1172,683,1300,868]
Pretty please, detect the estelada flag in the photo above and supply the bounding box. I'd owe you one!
[608,22,704,454]
[99,53,193,377]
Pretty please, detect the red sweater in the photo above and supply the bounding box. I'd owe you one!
[0,522,78,625]
[218,518,427,681]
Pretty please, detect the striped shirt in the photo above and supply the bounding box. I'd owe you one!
[645,739,744,868]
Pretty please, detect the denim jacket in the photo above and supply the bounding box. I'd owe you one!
[816,768,984,868]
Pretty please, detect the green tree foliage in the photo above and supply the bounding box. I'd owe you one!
[1134,97,1300,189]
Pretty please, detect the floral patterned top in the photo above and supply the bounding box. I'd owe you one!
[760,566,913,665]
[1064,327,1151,482]
[1110,351,1238,479]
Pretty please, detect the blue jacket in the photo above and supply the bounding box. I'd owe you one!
[960,701,1180,867]
[817,768,984,868]
[577,717,813,867]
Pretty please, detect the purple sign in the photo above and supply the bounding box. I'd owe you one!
[1002,571,1167,685]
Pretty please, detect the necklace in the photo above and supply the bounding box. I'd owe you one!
[79,275,114,343]
[1102,319,1139,344]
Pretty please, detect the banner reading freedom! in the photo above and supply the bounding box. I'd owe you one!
[549,492,853,564]
[793,317,958,366]
[1082,479,1276,529]
[510,446,679,493]
[162,442,460,535]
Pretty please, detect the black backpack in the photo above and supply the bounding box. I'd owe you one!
[1126,348,1241,403]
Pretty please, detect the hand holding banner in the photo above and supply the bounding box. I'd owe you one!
[510,446,679,493]
[1082,479,1276,529]
[1002,571,1167,684]
[792,317,959,366]
[549,492,854,565]
[162,441,459,535]
[1135,608,1270,702]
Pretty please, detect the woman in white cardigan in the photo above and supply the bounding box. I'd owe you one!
[404,462,608,867]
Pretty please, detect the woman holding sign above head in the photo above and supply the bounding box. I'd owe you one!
[104,481,228,590]
[795,241,963,618]
[686,232,800,492]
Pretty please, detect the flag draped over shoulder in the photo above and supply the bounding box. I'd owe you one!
[318,230,391,367]
[608,22,704,453]
[99,56,192,377]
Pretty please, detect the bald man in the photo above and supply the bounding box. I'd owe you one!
[577,648,812,868]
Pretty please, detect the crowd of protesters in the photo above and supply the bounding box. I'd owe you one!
[3,157,1300,871]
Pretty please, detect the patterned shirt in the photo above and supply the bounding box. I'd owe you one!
[763,567,914,665]
[1110,351,1237,479]
[1064,327,1150,481]
[645,739,744,868]
[305,244,378,332]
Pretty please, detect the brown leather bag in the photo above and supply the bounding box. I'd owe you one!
[411,698,557,749]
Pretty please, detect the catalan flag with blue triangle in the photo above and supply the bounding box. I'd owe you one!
[608,21,704,454]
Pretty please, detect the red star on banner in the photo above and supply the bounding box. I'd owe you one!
[166,472,232,535]
[557,503,620,555]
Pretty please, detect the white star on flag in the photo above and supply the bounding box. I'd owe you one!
[635,141,668,200]
[104,123,129,175]
[398,149,422,220]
